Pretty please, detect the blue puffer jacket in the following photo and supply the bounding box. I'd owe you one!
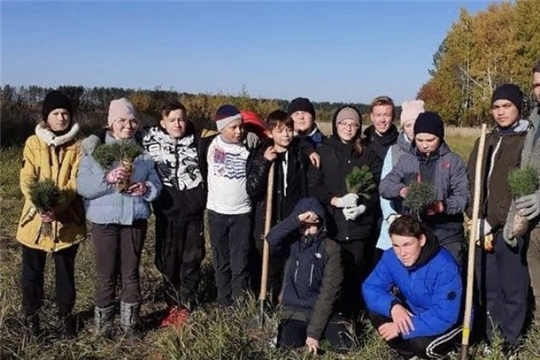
[379,142,470,246]
[77,133,162,225]
[362,230,462,339]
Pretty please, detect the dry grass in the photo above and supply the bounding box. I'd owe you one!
[1,133,540,359]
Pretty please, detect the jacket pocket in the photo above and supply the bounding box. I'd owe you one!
[309,264,314,286]
[294,261,299,283]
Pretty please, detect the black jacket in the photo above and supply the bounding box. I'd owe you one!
[362,124,399,161]
[246,137,315,248]
[309,135,382,241]
[267,197,343,340]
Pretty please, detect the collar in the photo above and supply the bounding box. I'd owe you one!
[35,121,80,147]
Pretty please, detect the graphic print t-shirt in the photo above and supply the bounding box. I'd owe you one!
[206,135,251,214]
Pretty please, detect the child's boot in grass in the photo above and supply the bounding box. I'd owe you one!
[24,313,40,337]
[120,301,140,340]
[57,312,76,339]
[94,305,114,337]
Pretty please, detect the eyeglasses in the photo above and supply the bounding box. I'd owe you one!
[115,118,139,127]
[338,122,360,129]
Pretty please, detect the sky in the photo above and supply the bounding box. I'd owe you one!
[1,1,498,104]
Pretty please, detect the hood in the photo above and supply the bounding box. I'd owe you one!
[331,105,363,135]
[292,197,326,225]
[396,132,413,153]
[363,124,399,146]
[411,226,440,268]
[494,119,531,135]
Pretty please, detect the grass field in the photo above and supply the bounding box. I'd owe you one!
[2,128,540,360]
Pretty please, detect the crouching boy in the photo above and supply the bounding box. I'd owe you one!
[268,197,353,354]
[362,215,462,360]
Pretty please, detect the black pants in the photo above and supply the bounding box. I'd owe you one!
[277,315,354,352]
[369,312,460,359]
[207,211,252,306]
[91,220,147,308]
[21,244,79,316]
[475,231,529,346]
[154,215,205,306]
[337,239,365,316]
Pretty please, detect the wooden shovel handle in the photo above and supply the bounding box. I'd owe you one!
[259,163,275,301]
[461,123,487,354]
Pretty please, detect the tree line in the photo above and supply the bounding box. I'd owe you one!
[417,0,540,126]
[0,84,372,147]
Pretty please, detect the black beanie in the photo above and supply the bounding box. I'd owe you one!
[42,90,73,121]
[414,112,445,139]
[491,84,523,113]
[287,97,316,119]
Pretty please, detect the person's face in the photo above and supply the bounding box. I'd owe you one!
[291,111,314,134]
[111,117,139,139]
[220,119,244,144]
[269,123,293,149]
[336,119,360,143]
[414,133,441,154]
[533,72,540,104]
[160,109,187,139]
[402,120,415,141]
[391,234,426,267]
[46,108,71,132]
[492,99,520,128]
[370,104,393,134]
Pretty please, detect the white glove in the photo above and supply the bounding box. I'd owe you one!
[343,205,366,221]
[515,191,540,220]
[334,194,359,209]
[472,218,492,241]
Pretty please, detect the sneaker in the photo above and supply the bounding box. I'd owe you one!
[161,306,188,328]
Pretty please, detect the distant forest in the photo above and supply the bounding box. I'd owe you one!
[0,84,377,147]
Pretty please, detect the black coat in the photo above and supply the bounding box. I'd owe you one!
[246,137,314,248]
[309,135,382,241]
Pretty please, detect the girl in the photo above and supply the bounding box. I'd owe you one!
[77,98,161,337]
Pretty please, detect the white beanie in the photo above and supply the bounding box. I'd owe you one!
[108,98,138,127]
[400,100,425,127]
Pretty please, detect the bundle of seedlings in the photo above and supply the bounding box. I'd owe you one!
[29,179,65,237]
[508,166,540,237]
[402,180,435,218]
[93,141,143,192]
[345,165,376,201]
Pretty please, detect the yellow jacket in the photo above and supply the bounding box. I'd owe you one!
[16,122,86,252]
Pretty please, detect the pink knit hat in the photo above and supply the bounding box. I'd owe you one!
[108,98,138,127]
[400,100,425,127]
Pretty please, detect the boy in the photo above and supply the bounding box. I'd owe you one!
[468,84,530,355]
[246,109,314,302]
[363,96,399,161]
[363,215,462,360]
[268,197,352,354]
[199,105,252,306]
[142,101,206,324]
[287,97,325,148]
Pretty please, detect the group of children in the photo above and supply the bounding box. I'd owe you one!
[15,60,540,359]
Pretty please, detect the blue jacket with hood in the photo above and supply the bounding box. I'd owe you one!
[267,197,343,340]
[362,228,462,339]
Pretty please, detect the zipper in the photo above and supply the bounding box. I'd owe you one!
[309,264,314,286]
[294,261,299,283]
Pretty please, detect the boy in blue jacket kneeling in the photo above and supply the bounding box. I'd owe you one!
[362,215,462,360]
[268,197,353,354]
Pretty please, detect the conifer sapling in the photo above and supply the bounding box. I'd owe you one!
[345,166,376,200]
[402,181,435,218]
[93,142,143,192]
[508,166,540,237]
[29,179,65,237]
